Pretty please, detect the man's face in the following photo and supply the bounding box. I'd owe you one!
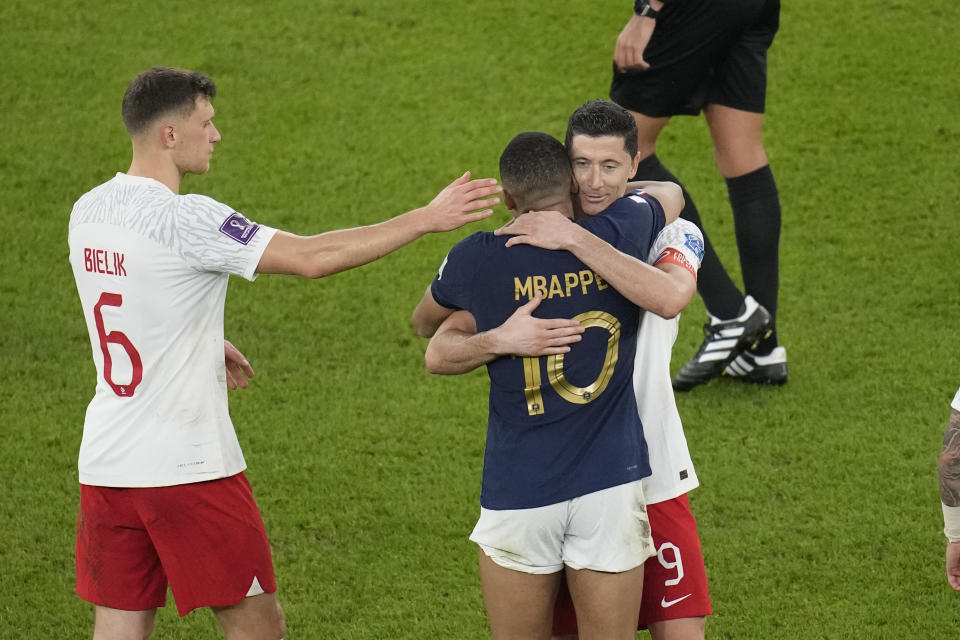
[569,134,639,216]
[172,97,221,175]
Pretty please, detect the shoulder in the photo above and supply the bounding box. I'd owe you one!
[446,230,499,259]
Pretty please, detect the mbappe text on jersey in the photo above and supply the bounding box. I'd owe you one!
[514,270,608,301]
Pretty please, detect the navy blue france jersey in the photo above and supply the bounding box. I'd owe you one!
[431,191,666,510]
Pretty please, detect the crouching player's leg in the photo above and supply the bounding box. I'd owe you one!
[552,493,710,640]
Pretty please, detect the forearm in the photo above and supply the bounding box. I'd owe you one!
[939,410,960,506]
[295,208,432,278]
[567,229,689,317]
[425,328,501,375]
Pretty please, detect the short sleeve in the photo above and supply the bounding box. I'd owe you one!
[952,386,960,412]
[174,194,277,281]
[430,233,483,311]
[649,219,704,278]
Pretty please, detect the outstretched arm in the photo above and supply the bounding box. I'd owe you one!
[257,173,501,278]
[939,408,960,590]
[424,296,584,375]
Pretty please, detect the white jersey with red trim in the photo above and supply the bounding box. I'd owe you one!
[68,173,277,488]
[953,386,960,412]
[635,218,704,504]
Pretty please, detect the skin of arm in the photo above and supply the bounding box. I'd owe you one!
[423,296,584,375]
[256,173,500,278]
[939,409,960,590]
[412,285,457,339]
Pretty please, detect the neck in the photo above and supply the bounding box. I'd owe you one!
[127,152,182,194]
[515,194,576,220]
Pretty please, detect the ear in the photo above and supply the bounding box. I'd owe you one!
[159,123,177,150]
[629,152,641,179]
[503,188,518,213]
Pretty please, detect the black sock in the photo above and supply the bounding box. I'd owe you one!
[726,164,781,353]
[634,154,743,319]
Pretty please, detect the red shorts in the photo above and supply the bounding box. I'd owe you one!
[552,493,711,632]
[75,472,277,616]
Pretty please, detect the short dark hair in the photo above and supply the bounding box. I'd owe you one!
[121,67,217,136]
[499,132,572,204]
[564,99,638,158]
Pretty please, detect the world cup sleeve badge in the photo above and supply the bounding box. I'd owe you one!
[219,212,260,245]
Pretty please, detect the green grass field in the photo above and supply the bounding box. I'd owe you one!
[2,0,959,637]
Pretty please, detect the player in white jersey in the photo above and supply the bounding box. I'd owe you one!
[68,66,501,640]
[938,386,960,590]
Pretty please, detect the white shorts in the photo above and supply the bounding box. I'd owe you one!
[470,480,655,574]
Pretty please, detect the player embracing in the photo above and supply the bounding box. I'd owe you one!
[426,100,712,639]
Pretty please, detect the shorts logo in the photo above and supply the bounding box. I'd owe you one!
[219,212,260,245]
[684,233,704,260]
[661,593,692,608]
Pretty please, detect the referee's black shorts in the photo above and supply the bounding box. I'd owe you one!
[610,0,779,117]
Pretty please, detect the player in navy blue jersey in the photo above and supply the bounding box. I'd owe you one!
[413,126,682,639]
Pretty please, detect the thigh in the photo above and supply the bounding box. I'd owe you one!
[647,616,706,640]
[704,104,768,177]
[565,564,645,640]
[93,606,157,640]
[638,495,712,628]
[139,473,278,617]
[478,549,561,640]
[563,481,656,573]
[629,110,671,160]
[76,485,168,612]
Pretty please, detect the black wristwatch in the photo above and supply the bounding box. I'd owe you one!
[634,0,660,18]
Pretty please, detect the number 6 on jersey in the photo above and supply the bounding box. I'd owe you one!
[93,292,143,397]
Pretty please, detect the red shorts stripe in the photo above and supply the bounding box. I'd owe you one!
[75,472,277,616]
[552,493,711,632]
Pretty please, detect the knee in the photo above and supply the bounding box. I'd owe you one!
[713,144,768,179]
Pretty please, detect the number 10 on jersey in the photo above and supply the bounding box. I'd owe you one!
[522,310,621,416]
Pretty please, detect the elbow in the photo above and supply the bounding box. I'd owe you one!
[302,260,333,280]
[412,315,436,339]
[424,344,448,375]
[651,301,683,320]
[667,183,684,221]
[651,288,694,319]
[424,354,443,375]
